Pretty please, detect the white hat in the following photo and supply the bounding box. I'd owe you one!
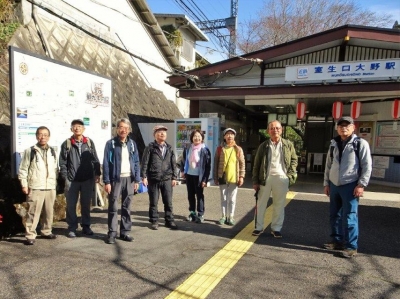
[223,128,236,136]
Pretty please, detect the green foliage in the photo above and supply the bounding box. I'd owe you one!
[0,22,19,48]
[161,25,183,48]
[0,0,20,49]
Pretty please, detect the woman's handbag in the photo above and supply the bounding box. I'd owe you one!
[218,172,226,185]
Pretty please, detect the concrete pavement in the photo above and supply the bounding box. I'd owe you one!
[0,174,399,299]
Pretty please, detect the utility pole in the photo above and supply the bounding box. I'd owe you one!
[195,0,238,58]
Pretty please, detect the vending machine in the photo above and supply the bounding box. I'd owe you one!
[175,118,220,180]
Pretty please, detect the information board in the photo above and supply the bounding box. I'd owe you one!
[10,47,112,175]
[374,122,400,156]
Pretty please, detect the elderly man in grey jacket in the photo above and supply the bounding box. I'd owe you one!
[323,116,372,258]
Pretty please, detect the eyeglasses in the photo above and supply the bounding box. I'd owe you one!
[269,127,282,130]
[37,134,49,137]
[118,126,130,131]
[72,125,83,129]
[338,124,353,128]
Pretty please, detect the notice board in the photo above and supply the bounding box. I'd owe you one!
[9,47,112,175]
[374,122,400,156]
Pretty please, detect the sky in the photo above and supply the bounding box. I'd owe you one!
[146,0,400,63]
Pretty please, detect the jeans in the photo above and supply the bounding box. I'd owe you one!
[185,174,205,216]
[148,179,174,223]
[107,177,134,237]
[329,181,359,250]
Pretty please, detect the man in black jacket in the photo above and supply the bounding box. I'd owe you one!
[141,125,178,230]
[59,119,101,238]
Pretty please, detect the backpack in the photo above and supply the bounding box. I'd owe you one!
[65,137,92,157]
[30,146,64,194]
[329,137,360,162]
[30,146,56,163]
[108,139,135,162]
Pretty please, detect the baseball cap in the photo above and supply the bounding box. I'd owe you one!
[337,116,354,125]
[71,119,84,126]
[223,128,236,136]
[153,125,168,134]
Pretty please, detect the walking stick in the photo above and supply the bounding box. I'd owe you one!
[254,190,259,229]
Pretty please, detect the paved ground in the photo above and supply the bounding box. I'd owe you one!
[1,174,399,299]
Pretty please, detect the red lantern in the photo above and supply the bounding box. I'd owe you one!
[392,99,400,119]
[350,101,361,119]
[332,101,343,120]
[296,102,306,119]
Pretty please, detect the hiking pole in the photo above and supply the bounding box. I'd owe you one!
[254,190,259,229]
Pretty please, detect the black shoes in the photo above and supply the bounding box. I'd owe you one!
[42,234,57,239]
[82,226,94,235]
[106,236,116,244]
[120,234,134,242]
[24,239,35,245]
[252,230,262,236]
[271,231,283,238]
[165,221,178,230]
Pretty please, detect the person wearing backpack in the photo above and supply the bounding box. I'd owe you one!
[103,118,140,244]
[141,125,178,230]
[323,116,372,258]
[18,126,58,245]
[59,119,101,238]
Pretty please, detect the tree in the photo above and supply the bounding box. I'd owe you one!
[237,0,393,53]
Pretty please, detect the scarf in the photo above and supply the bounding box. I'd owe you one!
[190,143,202,168]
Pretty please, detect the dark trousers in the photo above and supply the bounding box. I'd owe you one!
[65,179,94,232]
[148,179,174,223]
[186,174,205,216]
[107,177,134,237]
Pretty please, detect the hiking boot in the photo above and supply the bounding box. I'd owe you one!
[341,249,357,258]
[227,218,235,226]
[322,242,345,250]
[252,230,262,236]
[82,226,94,235]
[106,236,116,244]
[271,231,282,238]
[165,221,178,230]
[196,215,205,223]
[187,211,196,222]
[67,231,77,238]
[151,222,159,230]
[120,234,134,242]
[218,217,226,225]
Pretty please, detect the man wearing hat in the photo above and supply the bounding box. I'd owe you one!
[141,125,178,230]
[323,116,372,258]
[59,119,101,238]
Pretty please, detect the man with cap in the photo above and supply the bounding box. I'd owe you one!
[323,116,372,258]
[103,118,140,244]
[141,125,178,230]
[59,119,101,238]
[252,120,297,238]
[213,127,245,226]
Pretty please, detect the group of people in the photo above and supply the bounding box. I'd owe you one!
[18,117,372,258]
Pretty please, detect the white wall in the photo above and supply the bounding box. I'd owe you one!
[33,0,181,109]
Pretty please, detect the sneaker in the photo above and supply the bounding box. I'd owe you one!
[218,217,226,225]
[196,215,205,223]
[82,226,94,235]
[341,249,357,258]
[271,231,282,238]
[106,236,116,244]
[120,234,134,242]
[322,242,345,250]
[227,218,235,226]
[165,221,178,230]
[151,222,159,230]
[252,230,262,236]
[186,211,196,222]
[67,231,77,238]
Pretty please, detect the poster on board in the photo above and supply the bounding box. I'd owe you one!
[9,47,112,175]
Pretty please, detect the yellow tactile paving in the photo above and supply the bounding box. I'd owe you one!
[165,191,296,299]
